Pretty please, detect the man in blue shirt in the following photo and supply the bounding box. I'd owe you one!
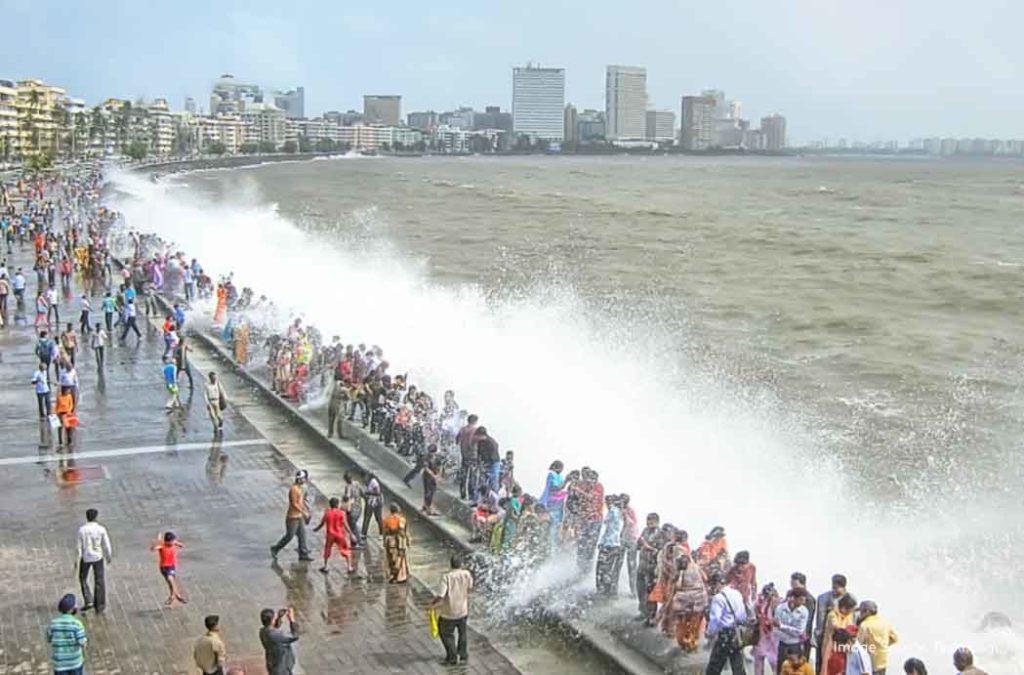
[706,572,748,675]
[47,593,87,674]
[163,357,181,410]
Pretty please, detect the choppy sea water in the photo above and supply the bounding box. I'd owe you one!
[114,155,1024,672]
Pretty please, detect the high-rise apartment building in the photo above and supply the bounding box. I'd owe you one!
[363,95,402,126]
[210,74,263,115]
[645,109,675,142]
[512,65,565,141]
[760,114,786,150]
[564,104,578,144]
[274,87,305,119]
[0,79,18,159]
[680,96,716,150]
[605,65,647,141]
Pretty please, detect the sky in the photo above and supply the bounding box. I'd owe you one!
[3,0,1022,143]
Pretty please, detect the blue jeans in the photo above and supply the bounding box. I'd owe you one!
[56,667,83,675]
[547,500,564,545]
[485,461,500,492]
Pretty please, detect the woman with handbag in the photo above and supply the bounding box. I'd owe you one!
[204,371,226,433]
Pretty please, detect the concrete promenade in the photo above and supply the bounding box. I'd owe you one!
[0,250,519,673]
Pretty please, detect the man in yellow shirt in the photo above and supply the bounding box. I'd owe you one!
[193,615,227,675]
[857,600,898,674]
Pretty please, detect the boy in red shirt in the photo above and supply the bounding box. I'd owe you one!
[150,531,187,606]
[313,497,355,575]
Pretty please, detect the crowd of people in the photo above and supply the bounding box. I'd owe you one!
[2,165,995,675]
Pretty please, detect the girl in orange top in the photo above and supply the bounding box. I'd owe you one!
[54,386,76,447]
[150,531,187,606]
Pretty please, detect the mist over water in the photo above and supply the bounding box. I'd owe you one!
[110,156,1024,671]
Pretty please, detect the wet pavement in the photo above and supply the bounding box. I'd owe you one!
[0,255,518,673]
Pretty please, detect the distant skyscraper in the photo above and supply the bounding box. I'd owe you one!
[577,109,606,142]
[645,110,675,142]
[274,87,305,119]
[407,111,438,132]
[564,104,579,144]
[210,73,263,115]
[680,96,716,150]
[512,65,565,141]
[701,89,729,119]
[760,114,787,150]
[184,97,197,114]
[473,106,512,132]
[364,95,402,125]
[605,66,647,141]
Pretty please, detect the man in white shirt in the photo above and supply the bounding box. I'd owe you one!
[77,508,113,613]
[431,555,474,666]
[705,572,748,675]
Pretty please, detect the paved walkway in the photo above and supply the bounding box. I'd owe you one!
[0,256,518,673]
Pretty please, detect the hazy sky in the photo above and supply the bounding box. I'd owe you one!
[4,0,1021,142]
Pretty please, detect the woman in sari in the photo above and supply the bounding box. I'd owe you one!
[213,282,227,324]
[664,555,707,653]
[649,527,691,633]
[819,594,857,675]
[752,583,781,675]
[382,503,410,583]
[694,526,730,578]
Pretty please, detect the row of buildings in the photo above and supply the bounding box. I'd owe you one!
[501,64,788,151]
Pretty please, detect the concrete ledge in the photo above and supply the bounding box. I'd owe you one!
[187,324,670,675]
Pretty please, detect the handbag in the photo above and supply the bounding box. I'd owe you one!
[48,413,61,430]
[720,591,757,650]
[428,607,440,639]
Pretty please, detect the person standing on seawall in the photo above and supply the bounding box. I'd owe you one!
[77,508,112,613]
[260,607,299,675]
[431,554,474,666]
[705,571,748,675]
[856,600,898,675]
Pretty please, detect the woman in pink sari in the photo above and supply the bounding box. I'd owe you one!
[752,583,781,675]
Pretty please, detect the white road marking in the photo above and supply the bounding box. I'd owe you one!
[0,439,269,466]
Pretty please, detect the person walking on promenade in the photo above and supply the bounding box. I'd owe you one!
[270,470,313,561]
[90,322,107,369]
[361,472,384,539]
[193,614,227,675]
[101,291,115,333]
[204,371,226,433]
[705,571,749,675]
[54,386,77,447]
[312,497,356,574]
[12,267,26,314]
[151,531,187,606]
[32,361,52,418]
[175,335,194,391]
[341,472,364,547]
[120,298,140,342]
[77,508,112,613]
[0,272,9,323]
[163,357,181,410]
[857,600,898,675]
[34,289,49,328]
[47,594,87,675]
[60,323,78,366]
[382,502,410,583]
[431,554,474,666]
[78,294,91,335]
[46,284,59,328]
[260,607,299,675]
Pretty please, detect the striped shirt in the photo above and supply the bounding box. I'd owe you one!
[47,614,87,671]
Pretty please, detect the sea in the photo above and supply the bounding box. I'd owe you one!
[111,154,1024,672]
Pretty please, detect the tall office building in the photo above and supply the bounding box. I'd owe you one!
[563,104,579,144]
[274,87,305,119]
[680,96,716,150]
[184,97,197,114]
[605,65,647,141]
[645,110,675,142]
[760,114,787,150]
[363,95,402,126]
[512,65,565,141]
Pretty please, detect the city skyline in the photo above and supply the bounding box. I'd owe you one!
[4,0,1023,143]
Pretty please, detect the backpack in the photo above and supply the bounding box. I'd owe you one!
[35,338,52,361]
